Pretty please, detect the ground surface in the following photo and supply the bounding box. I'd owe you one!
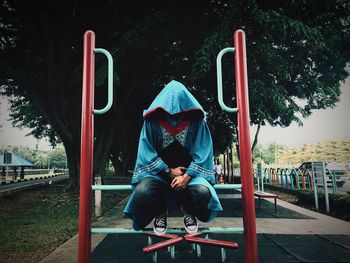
[1,178,350,263]
[92,233,350,262]
[0,180,128,263]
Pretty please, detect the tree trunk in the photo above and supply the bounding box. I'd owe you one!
[110,155,122,176]
[121,157,130,176]
[94,122,115,183]
[110,150,132,177]
[251,123,261,152]
[64,142,79,189]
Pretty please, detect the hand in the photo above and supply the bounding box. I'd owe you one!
[170,167,186,177]
[171,174,191,190]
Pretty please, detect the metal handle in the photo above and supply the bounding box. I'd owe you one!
[94,48,113,114]
[216,47,238,113]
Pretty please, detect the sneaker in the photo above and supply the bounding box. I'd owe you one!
[184,214,198,234]
[153,214,167,235]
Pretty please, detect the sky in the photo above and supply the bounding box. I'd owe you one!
[0,98,51,150]
[0,77,349,151]
[250,76,350,147]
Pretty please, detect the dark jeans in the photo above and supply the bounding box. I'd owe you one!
[131,177,211,230]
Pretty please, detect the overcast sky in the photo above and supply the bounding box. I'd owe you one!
[0,98,51,150]
[1,76,349,151]
[251,76,350,147]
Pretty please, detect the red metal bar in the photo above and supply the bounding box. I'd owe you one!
[78,30,95,263]
[184,232,202,238]
[143,236,183,253]
[144,233,180,239]
[234,29,258,263]
[184,233,238,249]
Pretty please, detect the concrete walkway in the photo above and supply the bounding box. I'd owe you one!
[40,191,350,262]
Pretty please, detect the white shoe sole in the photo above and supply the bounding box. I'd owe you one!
[153,227,167,235]
[184,225,198,234]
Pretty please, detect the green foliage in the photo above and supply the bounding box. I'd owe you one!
[49,145,67,169]
[253,143,285,164]
[1,145,36,164]
[267,185,350,221]
[7,96,60,146]
[296,190,350,220]
[0,0,349,185]
[193,0,350,129]
[33,152,47,169]
[1,144,67,169]
[0,185,128,262]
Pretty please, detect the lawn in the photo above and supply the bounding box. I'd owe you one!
[0,182,129,263]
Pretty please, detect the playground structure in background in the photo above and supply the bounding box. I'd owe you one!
[217,157,347,192]
[255,161,348,213]
[256,163,346,192]
[78,29,258,263]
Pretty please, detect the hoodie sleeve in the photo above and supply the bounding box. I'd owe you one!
[132,120,168,183]
[186,120,216,184]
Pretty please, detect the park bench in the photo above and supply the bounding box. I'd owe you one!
[254,191,278,212]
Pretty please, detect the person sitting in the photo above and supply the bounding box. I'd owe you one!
[123,80,222,234]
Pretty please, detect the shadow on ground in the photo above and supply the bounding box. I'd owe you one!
[91,233,350,262]
[168,189,313,219]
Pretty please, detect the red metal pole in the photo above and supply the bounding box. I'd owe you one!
[143,237,183,253]
[78,30,95,263]
[234,29,258,263]
[184,233,238,249]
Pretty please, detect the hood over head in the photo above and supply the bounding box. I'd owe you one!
[143,80,205,120]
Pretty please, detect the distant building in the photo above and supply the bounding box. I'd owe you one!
[0,152,34,180]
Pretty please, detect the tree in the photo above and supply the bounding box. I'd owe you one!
[1,0,349,188]
[252,144,264,163]
[252,143,285,165]
[192,0,350,153]
[0,0,225,186]
[33,152,48,169]
[49,145,67,169]
[8,145,37,164]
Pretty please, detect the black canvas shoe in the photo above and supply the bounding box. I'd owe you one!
[153,214,167,235]
[184,214,198,234]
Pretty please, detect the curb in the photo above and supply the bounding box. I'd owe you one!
[0,175,69,198]
[0,173,68,185]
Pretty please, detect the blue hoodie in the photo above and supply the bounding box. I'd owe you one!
[124,80,222,223]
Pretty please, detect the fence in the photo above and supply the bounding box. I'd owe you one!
[254,162,342,213]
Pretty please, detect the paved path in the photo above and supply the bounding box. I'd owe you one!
[41,190,350,262]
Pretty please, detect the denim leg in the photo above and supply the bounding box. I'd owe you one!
[131,177,167,230]
[176,184,211,222]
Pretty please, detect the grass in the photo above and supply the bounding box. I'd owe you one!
[0,182,129,263]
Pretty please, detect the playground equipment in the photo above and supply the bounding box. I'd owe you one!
[78,29,258,263]
[259,164,337,192]
[257,162,338,214]
[221,146,235,184]
[311,162,331,213]
[253,191,278,213]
